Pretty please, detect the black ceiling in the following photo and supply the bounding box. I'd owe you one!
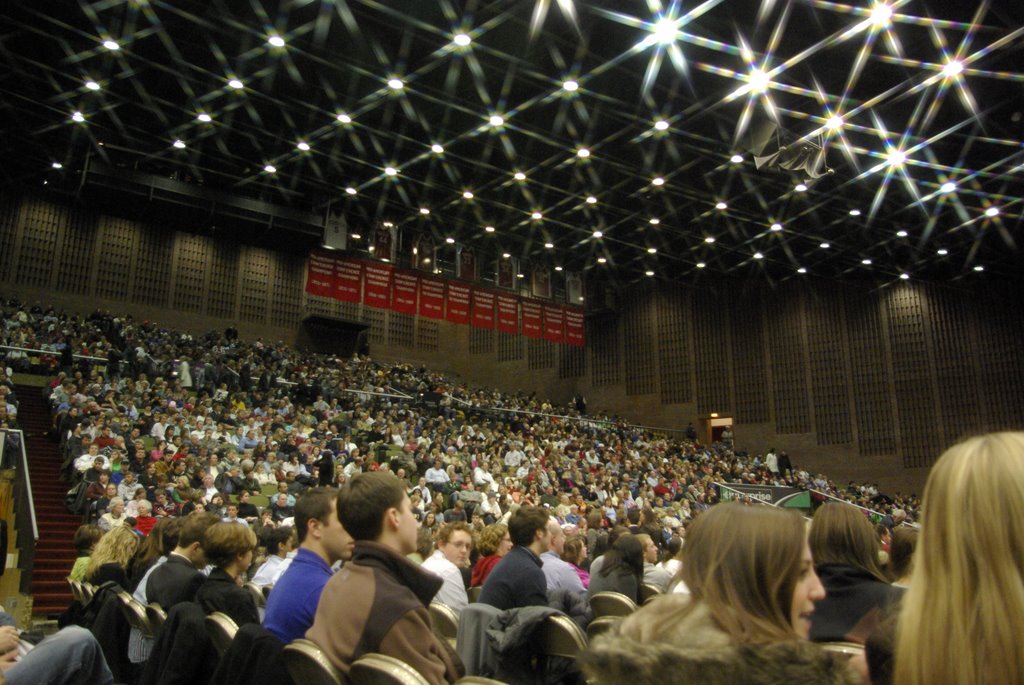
[1,0,1022,288]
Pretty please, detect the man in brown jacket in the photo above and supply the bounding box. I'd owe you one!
[306,472,463,684]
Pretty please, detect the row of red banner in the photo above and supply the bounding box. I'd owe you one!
[307,253,585,346]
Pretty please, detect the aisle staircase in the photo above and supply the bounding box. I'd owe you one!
[15,384,78,616]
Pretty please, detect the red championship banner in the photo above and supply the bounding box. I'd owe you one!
[446,282,471,324]
[564,306,585,347]
[305,252,335,298]
[543,303,565,343]
[496,293,518,334]
[521,300,543,339]
[334,259,362,303]
[362,262,393,309]
[471,288,496,329]
[391,270,419,315]
[419,276,445,319]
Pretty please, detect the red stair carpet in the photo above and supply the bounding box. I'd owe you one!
[16,384,78,616]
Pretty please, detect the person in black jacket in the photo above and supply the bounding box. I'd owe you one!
[195,522,260,626]
[145,513,220,610]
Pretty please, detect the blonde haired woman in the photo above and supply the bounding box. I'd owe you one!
[583,503,859,685]
[895,433,1024,685]
[84,525,140,587]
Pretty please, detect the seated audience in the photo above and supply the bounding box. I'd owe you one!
[97,496,127,532]
[194,522,260,626]
[587,534,644,603]
[84,525,139,587]
[69,524,102,582]
[144,512,220,609]
[541,520,585,593]
[887,527,917,587]
[421,522,473,614]
[306,472,463,684]
[250,526,294,588]
[470,523,510,588]
[561,534,590,589]
[636,533,673,592]
[479,506,550,610]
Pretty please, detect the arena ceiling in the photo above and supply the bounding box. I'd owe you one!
[1,0,1022,289]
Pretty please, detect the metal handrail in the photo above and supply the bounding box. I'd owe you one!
[0,344,106,362]
[809,487,919,527]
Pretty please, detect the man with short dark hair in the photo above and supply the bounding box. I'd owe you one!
[478,506,550,610]
[145,512,220,608]
[306,472,462,684]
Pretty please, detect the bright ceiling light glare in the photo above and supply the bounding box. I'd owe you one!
[647,247,657,254]
[985,206,1000,217]
[973,265,984,272]
[544,242,554,249]
[797,267,807,274]
[336,113,352,124]
[484,226,495,233]
[696,262,706,269]
[753,252,764,260]
[555,266,563,271]
[489,114,505,127]
[513,171,526,181]
[462,191,474,199]
[419,208,430,215]
[85,80,100,91]
[770,222,783,232]
[652,176,665,186]
[825,115,843,131]
[900,273,910,280]
[861,258,873,265]
[296,142,310,151]
[345,187,357,195]
[939,181,956,194]
[896,230,908,237]
[870,3,893,27]
[886,149,906,167]
[942,59,964,79]
[517,273,525,278]
[562,80,579,92]
[937,248,949,255]
[715,201,728,210]
[585,195,597,204]
[453,33,471,47]
[794,183,808,193]
[267,35,285,48]
[652,17,677,45]
[197,113,212,122]
[849,209,861,216]
[704,236,716,244]
[445,237,455,244]
[102,39,120,51]
[645,270,655,277]
[228,79,244,90]
[384,166,398,176]
[577,148,590,158]
[531,212,543,220]
[351,233,361,240]
[593,230,603,239]
[263,164,277,173]
[502,253,511,259]
[71,111,85,123]
[820,242,830,249]
[649,218,660,225]
[387,78,404,90]
[654,120,669,131]
[51,162,63,169]
[747,68,770,95]
[431,144,444,154]
[172,139,186,149]
[730,154,744,164]
[597,257,607,264]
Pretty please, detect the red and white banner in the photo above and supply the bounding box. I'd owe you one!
[334,259,362,303]
[471,289,496,329]
[496,293,518,334]
[391,270,419,315]
[363,262,393,309]
[446,282,471,325]
[522,300,543,339]
[306,252,335,298]
[543,304,565,344]
[564,306,585,347]
[419,277,445,319]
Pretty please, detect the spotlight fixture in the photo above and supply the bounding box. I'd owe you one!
[544,242,554,249]
[563,80,579,92]
[502,253,511,259]
[973,265,984,272]
[384,167,398,176]
[900,273,910,280]
[453,33,471,47]
[936,248,948,255]
[649,218,660,225]
[267,35,285,47]
[263,164,277,173]
[513,172,526,181]
[336,113,352,124]
[861,258,872,265]
[797,267,807,274]
[645,270,655,277]
[85,80,100,91]
[420,208,430,215]
[820,242,830,249]
[940,181,956,193]
[445,237,455,244]
[704,236,715,244]
[345,187,357,195]
[172,139,186,149]
[647,247,657,254]
[387,78,404,90]
[870,3,893,27]
[462,191,474,199]
[896,230,908,237]
[653,17,677,45]
[942,59,964,78]
[592,230,603,239]
[484,226,495,233]
[531,212,543,220]
[489,115,505,127]
[597,257,607,264]
[51,162,63,169]
[849,209,861,216]
[585,196,597,204]
[715,202,728,210]
[654,120,669,131]
[197,113,212,122]
[794,183,808,192]
[102,40,120,51]
[71,111,85,122]
[753,252,764,260]
[825,115,843,131]
[985,207,1000,217]
[696,262,706,269]
[730,154,744,164]
[770,223,783,232]
[652,176,665,186]
[555,266,563,272]
[228,79,244,90]
[747,67,770,94]
[296,142,310,151]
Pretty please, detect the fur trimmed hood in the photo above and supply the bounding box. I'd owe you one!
[580,597,861,685]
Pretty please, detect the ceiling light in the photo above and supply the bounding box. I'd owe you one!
[770,223,783,232]
[431,144,444,154]
[797,267,807,274]
[489,115,505,127]
[420,208,430,215]
[652,176,665,186]
[985,206,1000,217]
[445,237,455,244]
[886,149,906,167]
[85,80,100,91]
[71,111,85,123]
[896,230,908,237]
[197,113,212,122]
[228,79,244,90]
[870,3,893,26]
[383,222,393,228]
[652,17,677,45]
[849,209,861,216]
[384,166,398,176]
[940,181,956,193]
[555,266,563,271]
[544,242,554,249]
[502,253,511,259]
[263,164,277,173]
[531,212,543,220]
[597,257,607,264]
[563,80,579,92]
[336,113,352,124]
[586,196,597,204]
[484,226,495,233]
[517,273,525,278]
[345,187,357,195]
[577,148,590,158]
[861,258,872,265]
[593,230,603,239]
[102,39,120,50]
[973,265,984,272]
[715,202,728,210]
[942,59,964,79]
[649,218,660,225]
[645,270,655,277]
[747,68,770,94]
[296,142,310,151]
[351,233,361,240]
[647,247,657,254]
[820,242,830,249]
[696,262,706,269]
[654,120,669,131]
[267,35,285,47]
[900,273,910,280]
[51,162,63,169]
[453,33,471,47]
[387,78,404,90]
[172,139,186,149]
[730,154,744,164]
[936,248,948,255]
[463,191,474,199]
[704,236,715,244]
[794,183,808,192]
[825,115,843,131]
[513,171,526,181]
[753,252,764,260]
